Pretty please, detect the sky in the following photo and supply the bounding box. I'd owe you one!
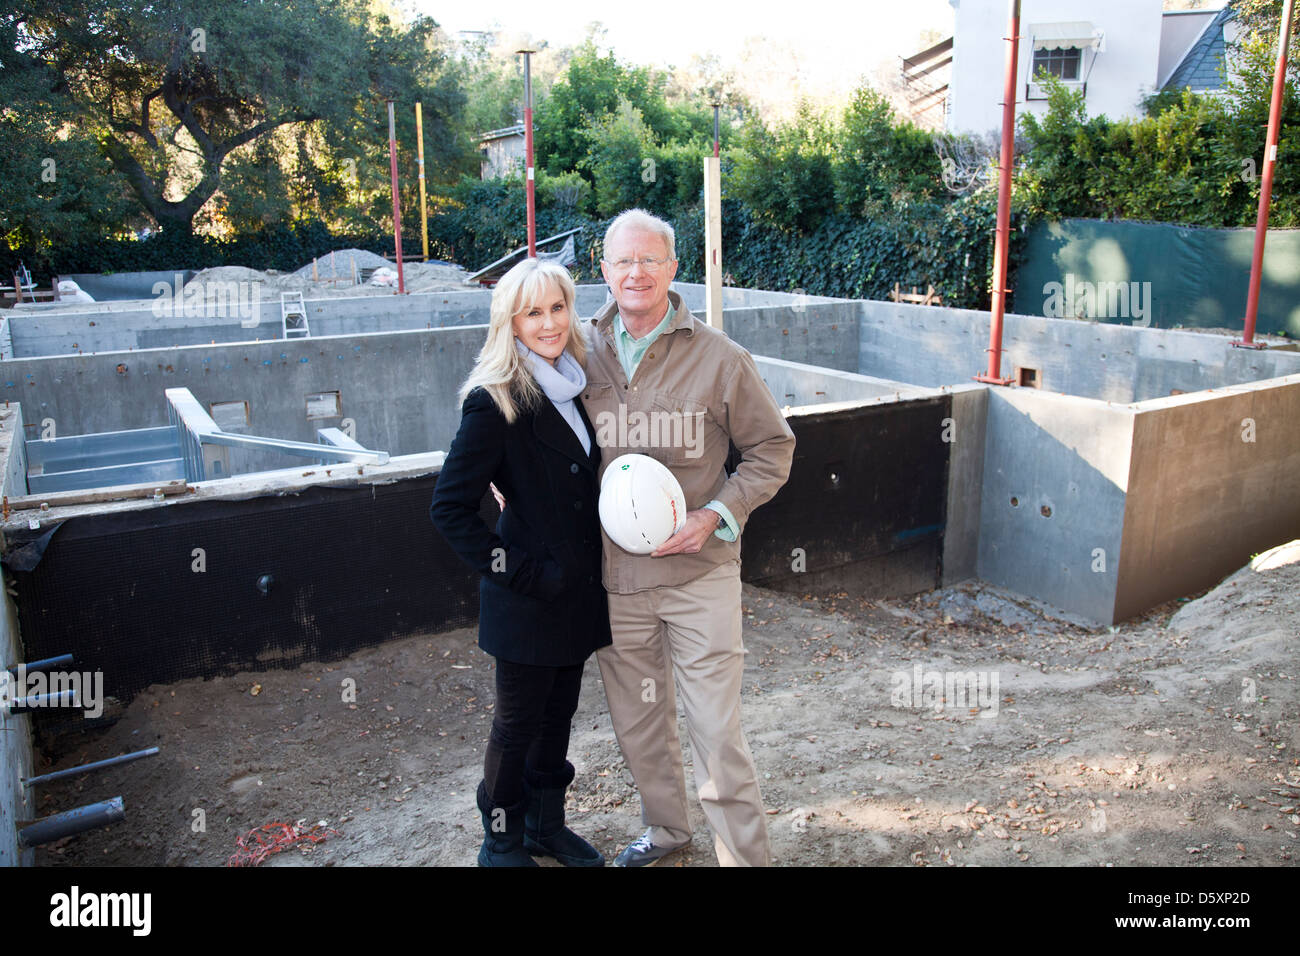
[412,0,956,101]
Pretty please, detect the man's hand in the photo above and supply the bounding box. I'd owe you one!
[490,482,506,512]
[651,508,719,557]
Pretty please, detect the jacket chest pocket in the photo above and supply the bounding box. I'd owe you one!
[649,394,710,465]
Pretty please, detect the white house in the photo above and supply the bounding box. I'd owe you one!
[945,0,1234,136]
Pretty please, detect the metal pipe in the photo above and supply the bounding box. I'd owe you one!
[18,797,125,848]
[712,103,721,158]
[386,100,407,295]
[7,654,72,676]
[5,690,77,713]
[22,748,160,788]
[415,102,430,262]
[1238,0,1295,349]
[520,49,537,257]
[977,0,1021,385]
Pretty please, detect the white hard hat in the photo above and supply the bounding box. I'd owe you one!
[599,454,687,555]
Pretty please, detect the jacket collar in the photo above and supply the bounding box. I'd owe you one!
[592,289,695,346]
[531,395,599,473]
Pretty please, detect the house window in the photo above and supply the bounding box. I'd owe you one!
[1032,47,1081,81]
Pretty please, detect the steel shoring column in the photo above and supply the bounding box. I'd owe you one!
[976,0,1021,385]
[520,49,537,258]
[387,100,406,295]
[1236,0,1295,349]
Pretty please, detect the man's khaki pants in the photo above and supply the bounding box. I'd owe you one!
[597,560,770,866]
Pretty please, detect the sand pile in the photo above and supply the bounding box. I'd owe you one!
[184,249,474,300]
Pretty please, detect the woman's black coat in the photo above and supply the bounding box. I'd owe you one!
[429,385,611,666]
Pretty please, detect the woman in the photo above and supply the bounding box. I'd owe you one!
[429,257,610,867]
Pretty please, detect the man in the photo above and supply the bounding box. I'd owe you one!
[581,208,795,867]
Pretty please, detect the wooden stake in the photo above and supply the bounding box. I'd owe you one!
[704,156,723,329]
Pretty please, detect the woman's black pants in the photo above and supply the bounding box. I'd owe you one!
[480,657,585,807]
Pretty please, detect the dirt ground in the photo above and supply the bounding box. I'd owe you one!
[31,542,1299,868]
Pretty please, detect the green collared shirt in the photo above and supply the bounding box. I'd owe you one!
[613,303,675,383]
[613,302,738,543]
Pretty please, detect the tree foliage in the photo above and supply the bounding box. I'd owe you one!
[726,93,945,232]
[0,13,139,252]
[1018,69,1300,227]
[727,106,838,231]
[9,0,469,236]
[1229,0,1300,42]
[534,39,715,179]
[834,88,943,214]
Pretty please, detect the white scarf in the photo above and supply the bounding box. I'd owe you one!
[516,339,591,456]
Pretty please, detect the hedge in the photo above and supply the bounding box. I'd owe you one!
[5,191,1022,312]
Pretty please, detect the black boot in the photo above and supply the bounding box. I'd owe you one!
[477,780,538,867]
[523,761,604,867]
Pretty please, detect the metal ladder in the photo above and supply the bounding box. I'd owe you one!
[281,292,310,338]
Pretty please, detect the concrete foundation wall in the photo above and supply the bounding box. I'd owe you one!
[7,283,1297,629]
[0,391,952,714]
[19,285,1297,409]
[976,388,1135,623]
[8,282,824,359]
[858,300,1300,403]
[0,563,32,867]
[725,302,859,374]
[1115,374,1300,620]
[0,403,34,866]
[749,396,952,599]
[941,384,988,585]
[3,329,485,476]
[9,290,494,357]
[753,356,921,408]
[3,309,880,477]
[3,403,27,497]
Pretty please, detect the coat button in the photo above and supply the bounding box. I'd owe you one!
[570,463,579,474]
[573,500,582,510]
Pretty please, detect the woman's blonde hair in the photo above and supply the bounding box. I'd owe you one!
[459,258,585,423]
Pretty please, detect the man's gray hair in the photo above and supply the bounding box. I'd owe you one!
[603,208,677,262]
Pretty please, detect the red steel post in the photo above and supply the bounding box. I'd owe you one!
[977,0,1021,384]
[1237,0,1294,349]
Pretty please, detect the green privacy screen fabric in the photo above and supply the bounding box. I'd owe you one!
[1013,219,1300,337]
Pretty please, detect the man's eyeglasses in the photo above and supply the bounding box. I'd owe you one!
[602,256,673,273]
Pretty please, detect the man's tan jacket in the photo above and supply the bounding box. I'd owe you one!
[581,290,796,594]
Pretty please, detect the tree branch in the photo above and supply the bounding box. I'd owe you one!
[215,112,320,159]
